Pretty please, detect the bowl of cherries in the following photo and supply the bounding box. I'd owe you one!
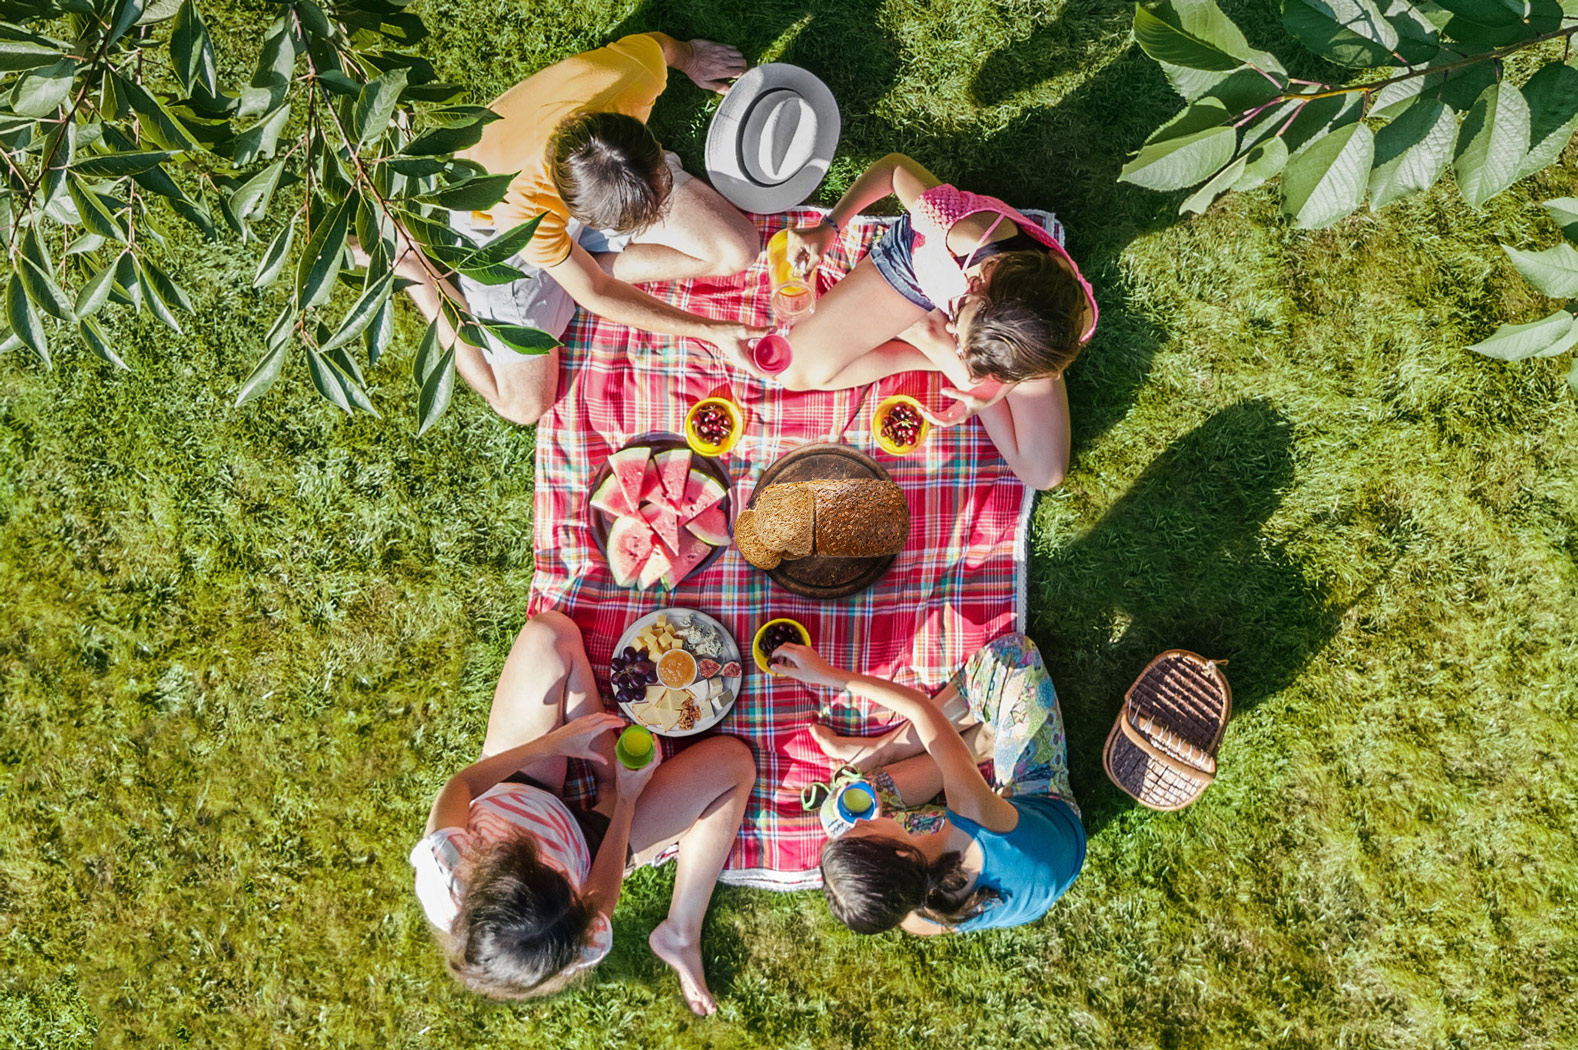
[686,397,744,457]
[609,646,659,706]
[872,395,930,456]
[752,617,812,676]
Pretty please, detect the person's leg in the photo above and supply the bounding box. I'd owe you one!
[602,171,761,284]
[777,258,940,391]
[625,736,756,1016]
[479,612,617,800]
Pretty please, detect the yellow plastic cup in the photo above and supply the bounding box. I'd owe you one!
[873,394,931,456]
[753,617,812,676]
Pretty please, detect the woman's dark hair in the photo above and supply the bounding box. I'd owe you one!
[962,250,1089,383]
[445,837,596,999]
[819,834,997,934]
[549,112,672,235]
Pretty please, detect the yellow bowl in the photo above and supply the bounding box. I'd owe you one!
[872,394,931,456]
[752,617,812,676]
[686,397,744,457]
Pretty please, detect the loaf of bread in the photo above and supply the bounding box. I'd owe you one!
[735,478,908,569]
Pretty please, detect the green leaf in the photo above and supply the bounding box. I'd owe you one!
[229,160,285,223]
[235,340,289,406]
[364,296,393,366]
[254,219,296,288]
[75,258,119,318]
[66,174,127,242]
[137,258,183,333]
[1569,357,1578,396]
[402,118,496,157]
[1454,80,1530,209]
[1133,0,1284,73]
[106,0,146,46]
[1503,242,1578,298]
[1281,121,1374,228]
[1439,60,1499,112]
[1465,308,1578,360]
[1368,98,1455,209]
[1283,92,1365,158]
[416,343,455,435]
[466,319,560,355]
[18,256,75,322]
[11,59,75,118]
[1146,97,1233,145]
[78,317,127,370]
[111,251,142,313]
[170,0,217,96]
[295,195,354,310]
[70,150,176,177]
[1179,153,1249,214]
[1516,62,1578,180]
[1542,197,1578,243]
[6,272,48,365]
[1120,124,1237,190]
[321,270,395,352]
[1232,136,1289,191]
[139,257,193,314]
[231,103,291,167]
[0,38,65,73]
[1434,0,1527,27]
[1283,0,1400,67]
[241,20,296,119]
[351,68,407,148]
[307,350,353,413]
[295,0,333,39]
[1370,75,1437,120]
[1383,0,1442,64]
[417,172,516,211]
[412,317,441,383]
[113,73,199,151]
[1439,1,1561,47]
[460,214,542,268]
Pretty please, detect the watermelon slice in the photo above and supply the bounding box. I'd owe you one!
[608,447,650,509]
[640,502,683,555]
[605,516,656,587]
[675,470,726,521]
[655,448,692,505]
[663,531,713,589]
[638,543,673,589]
[590,474,636,519]
[684,505,730,545]
[639,458,663,506]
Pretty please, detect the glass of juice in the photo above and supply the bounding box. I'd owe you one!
[766,229,816,325]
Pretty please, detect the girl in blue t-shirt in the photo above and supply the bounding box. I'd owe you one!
[774,633,1085,935]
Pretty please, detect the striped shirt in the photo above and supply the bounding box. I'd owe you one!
[409,782,613,970]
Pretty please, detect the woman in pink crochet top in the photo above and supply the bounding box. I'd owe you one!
[781,154,1098,489]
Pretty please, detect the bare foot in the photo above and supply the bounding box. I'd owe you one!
[649,920,716,1016]
[808,723,880,765]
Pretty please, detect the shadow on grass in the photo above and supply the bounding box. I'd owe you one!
[1029,399,1340,835]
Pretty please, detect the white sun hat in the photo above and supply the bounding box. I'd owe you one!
[705,63,841,214]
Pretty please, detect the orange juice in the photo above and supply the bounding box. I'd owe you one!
[766,230,816,324]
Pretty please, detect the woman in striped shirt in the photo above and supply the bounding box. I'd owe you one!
[410,611,755,1014]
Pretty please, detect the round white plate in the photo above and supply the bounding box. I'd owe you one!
[610,608,744,737]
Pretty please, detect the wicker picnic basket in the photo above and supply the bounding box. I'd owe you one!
[1102,650,1232,811]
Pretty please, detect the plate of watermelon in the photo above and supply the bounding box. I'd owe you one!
[590,433,733,590]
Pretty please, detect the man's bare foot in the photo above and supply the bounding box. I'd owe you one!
[808,723,882,766]
[649,920,716,1016]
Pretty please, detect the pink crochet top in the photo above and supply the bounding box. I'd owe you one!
[908,185,1099,342]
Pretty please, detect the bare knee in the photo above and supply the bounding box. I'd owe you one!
[705,221,760,277]
[522,610,582,656]
[491,384,556,426]
[707,736,758,789]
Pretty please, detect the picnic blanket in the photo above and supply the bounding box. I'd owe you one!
[526,208,1039,889]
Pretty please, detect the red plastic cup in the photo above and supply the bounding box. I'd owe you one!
[752,333,793,375]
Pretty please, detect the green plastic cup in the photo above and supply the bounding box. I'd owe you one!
[616,726,655,769]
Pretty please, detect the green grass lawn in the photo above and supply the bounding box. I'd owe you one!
[4,1,1578,1047]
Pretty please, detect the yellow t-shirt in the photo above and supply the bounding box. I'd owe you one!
[460,33,670,268]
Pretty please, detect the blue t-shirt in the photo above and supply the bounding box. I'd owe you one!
[945,796,1086,931]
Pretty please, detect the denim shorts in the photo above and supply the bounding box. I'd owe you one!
[868,212,937,312]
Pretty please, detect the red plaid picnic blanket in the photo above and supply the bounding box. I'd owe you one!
[526,209,1032,889]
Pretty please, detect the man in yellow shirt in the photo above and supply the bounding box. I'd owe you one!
[388,33,766,425]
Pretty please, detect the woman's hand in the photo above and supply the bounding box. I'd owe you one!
[784,223,837,273]
[918,379,1015,427]
[682,40,747,93]
[702,320,773,377]
[614,741,661,800]
[544,711,624,764]
[771,643,849,689]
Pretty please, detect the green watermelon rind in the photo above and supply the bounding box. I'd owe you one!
[591,473,636,518]
[684,505,730,545]
[606,516,655,588]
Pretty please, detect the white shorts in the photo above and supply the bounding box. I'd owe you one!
[451,151,690,364]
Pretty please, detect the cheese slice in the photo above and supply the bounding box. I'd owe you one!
[644,685,668,705]
[651,703,682,732]
[662,688,691,709]
[628,700,656,725]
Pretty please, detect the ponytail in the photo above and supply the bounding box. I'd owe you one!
[820,835,998,934]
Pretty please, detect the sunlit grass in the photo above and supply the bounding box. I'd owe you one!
[3,1,1577,1047]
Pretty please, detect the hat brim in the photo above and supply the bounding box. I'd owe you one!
[705,64,841,215]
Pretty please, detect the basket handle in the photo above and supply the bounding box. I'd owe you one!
[1118,705,1218,782]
